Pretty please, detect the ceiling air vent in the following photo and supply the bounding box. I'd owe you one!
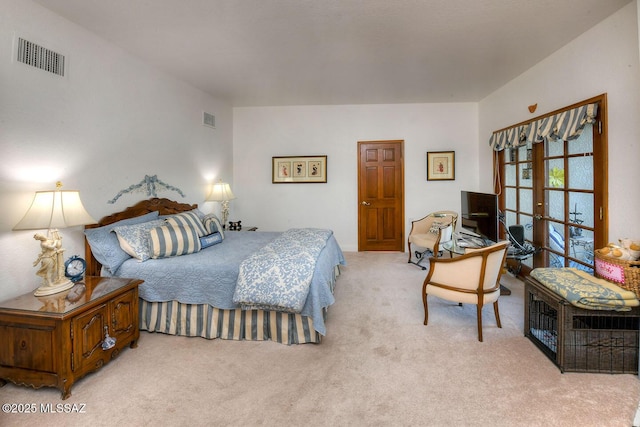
[16,38,65,77]
[203,112,216,129]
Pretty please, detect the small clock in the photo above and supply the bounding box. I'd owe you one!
[65,255,86,282]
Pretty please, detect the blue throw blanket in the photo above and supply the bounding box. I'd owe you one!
[233,228,333,313]
[530,268,640,311]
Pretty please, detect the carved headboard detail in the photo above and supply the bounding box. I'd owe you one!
[84,198,198,276]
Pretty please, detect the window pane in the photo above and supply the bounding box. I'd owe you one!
[519,162,532,183]
[519,188,533,214]
[568,124,593,155]
[518,145,529,162]
[548,220,566,255]
[547,138,564,157]
[520,214,533,240]
[547,190,564,221]
[506,187,517,211]
[569,192,593,228]
[546,158,565,188]
[569,228,594,270]
[505,163,516,186]
[568,156,593,190]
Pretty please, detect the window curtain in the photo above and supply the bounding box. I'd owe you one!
[489,103,598,151]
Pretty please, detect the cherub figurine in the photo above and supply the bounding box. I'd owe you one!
[33,233,59,287]
[51,229,66,282]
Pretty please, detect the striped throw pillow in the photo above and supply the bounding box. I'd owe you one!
[166,210,207,237]
[202,213,225,239]
[149,223,202,258]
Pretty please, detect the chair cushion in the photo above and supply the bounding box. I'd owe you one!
[409,233,439,249]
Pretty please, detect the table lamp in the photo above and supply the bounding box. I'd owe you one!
[13,182,96,296]
[206,180,235,229]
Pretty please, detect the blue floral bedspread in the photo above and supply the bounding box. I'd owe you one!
[530,267,639,311]
[233,228,333,313]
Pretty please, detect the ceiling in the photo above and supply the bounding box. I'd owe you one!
[34,0,632,107]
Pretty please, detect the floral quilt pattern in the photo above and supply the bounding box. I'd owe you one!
[233,228,333,313]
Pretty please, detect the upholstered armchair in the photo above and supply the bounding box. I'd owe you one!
[422,240,509,342]
[407,211,458,269]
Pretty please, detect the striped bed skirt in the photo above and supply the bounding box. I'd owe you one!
[139,299,323,344]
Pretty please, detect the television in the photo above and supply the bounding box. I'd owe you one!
[460,191,499,245]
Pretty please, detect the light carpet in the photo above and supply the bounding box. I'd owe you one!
[1,251,639,426]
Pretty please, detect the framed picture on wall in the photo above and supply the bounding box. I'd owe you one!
[272,155,327,183]
[426,151,455,181]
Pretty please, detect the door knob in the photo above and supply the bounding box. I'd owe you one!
[534,214,542,220]
[361,201,371,206]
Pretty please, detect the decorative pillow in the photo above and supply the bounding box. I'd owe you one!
[113,219,165,261]
[149,223,202,258]
[200,231,224,249]
[202,213,225,239]
[84,211,160,274]
[166,210,207,237]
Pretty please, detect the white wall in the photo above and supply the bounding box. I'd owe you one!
[0,0,233,300]
[2,0,637,303]
[479,1,640,243]
[233,103,478,251]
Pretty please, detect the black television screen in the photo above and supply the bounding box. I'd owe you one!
[460,191,499,244]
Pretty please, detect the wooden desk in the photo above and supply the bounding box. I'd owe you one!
[0,276,142,399]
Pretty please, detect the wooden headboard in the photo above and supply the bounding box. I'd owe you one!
[84,198,197,276]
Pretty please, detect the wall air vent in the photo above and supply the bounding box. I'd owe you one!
[203,111,216,129]
[16,38,65,77]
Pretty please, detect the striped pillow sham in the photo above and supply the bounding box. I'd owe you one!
[165,210,207,237]
[149,223,202,258]
[202,213,225,239]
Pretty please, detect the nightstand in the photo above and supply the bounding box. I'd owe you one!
[0,276,142,399]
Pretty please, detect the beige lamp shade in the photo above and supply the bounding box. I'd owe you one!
[14,189,96,230]
[206,182,236,202]
[206,181,235,230]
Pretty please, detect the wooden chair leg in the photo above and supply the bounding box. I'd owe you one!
[493,300,502,328]
[423,293,429,326]
[476,304,483,342]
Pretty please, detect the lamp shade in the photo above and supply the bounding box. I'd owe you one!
[206,182,236,202]
[14,189,96,230]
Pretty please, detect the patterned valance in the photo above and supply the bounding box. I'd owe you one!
[489,103,598,151]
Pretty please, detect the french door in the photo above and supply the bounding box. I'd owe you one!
[497,95,607,274]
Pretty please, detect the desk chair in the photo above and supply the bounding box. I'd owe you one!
[500,217,537,275]
[408,211,457,269]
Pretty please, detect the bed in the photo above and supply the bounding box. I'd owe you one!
[84,198,345,344]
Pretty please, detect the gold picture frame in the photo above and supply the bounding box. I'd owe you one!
[272,155,327,183]
[427,151,455,181]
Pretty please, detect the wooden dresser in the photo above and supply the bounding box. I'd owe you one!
[0,276,142,399]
